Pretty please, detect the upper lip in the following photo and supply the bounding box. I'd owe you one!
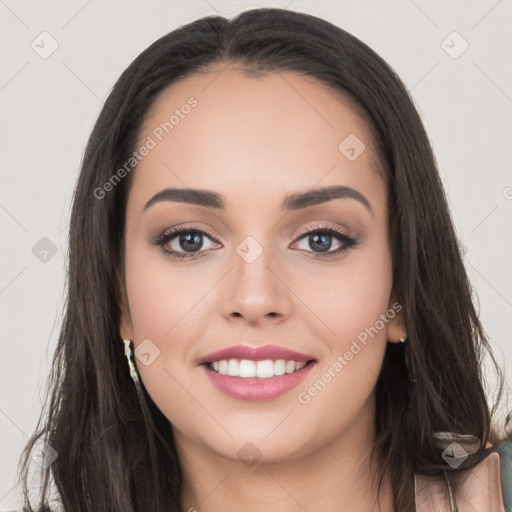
[198,344,316,365]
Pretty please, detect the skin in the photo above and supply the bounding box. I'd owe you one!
[119,65,407,512]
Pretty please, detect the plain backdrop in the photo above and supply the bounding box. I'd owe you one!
[1,0,511,508]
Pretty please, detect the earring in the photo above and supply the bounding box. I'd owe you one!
[395,319,407,343]
[123,339,140,384]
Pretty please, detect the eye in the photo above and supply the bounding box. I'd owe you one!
[291,225,358,257]
[150,223,359,261]
[150,224,221,260]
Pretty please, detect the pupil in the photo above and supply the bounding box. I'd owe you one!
[180,233,203,252]
[309,233,332,252]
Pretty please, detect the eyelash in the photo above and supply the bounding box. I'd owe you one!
[150,223,359,261]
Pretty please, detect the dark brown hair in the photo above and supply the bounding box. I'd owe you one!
[18,7,508,511]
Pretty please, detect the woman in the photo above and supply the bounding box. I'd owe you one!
[15,7,511,512]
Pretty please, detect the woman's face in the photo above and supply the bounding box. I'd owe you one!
[120,66,403,464]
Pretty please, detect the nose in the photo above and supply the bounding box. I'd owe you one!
[220,238,293,326]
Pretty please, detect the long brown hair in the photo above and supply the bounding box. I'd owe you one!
[18,8,507,511]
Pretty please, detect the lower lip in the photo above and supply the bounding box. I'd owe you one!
[200,361,316,401]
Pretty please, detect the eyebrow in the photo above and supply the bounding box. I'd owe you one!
[143,185,372,214]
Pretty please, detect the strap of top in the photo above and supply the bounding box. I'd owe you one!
[415,446,511,512]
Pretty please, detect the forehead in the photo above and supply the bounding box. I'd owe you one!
[129,67,385,213]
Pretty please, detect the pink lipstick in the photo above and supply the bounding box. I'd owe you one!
[198,344,317,401]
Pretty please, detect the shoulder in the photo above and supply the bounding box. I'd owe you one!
[415,440,512,511]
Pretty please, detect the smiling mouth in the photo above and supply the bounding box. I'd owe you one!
[202,358,317,379]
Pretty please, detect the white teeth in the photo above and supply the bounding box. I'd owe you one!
[218,360,228,374]
[209,358,309,378]
[274,359,286,376]
[227,359,238,375]
[239,359,256,378]
[285,360,296,374]
[256,359,274,379]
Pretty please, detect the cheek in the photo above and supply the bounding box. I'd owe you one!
[124,240,211,340]
[293,232,393,351]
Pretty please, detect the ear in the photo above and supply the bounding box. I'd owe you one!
[119,303,134,341]
[386,300,407,343]
[118,276,134,342]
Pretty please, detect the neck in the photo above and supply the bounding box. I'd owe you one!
[175,394,394,512]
